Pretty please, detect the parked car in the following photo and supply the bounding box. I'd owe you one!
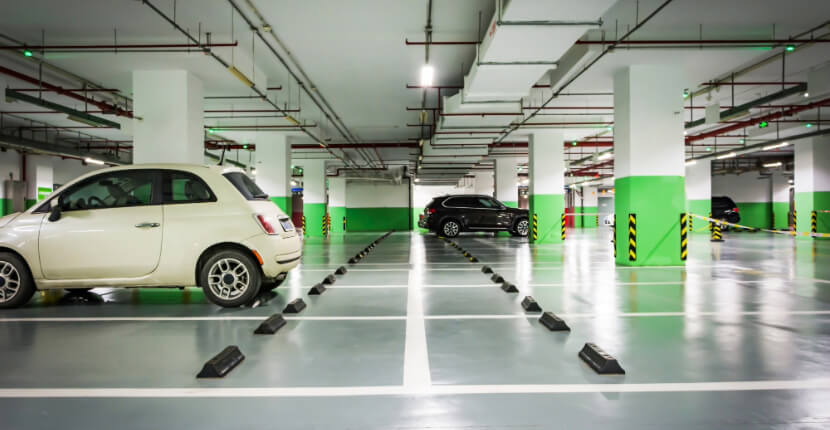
[418,194,529,238]
[0,164,301,309]
[711,196,741,224]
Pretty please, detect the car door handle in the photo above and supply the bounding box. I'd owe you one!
[135,222,161,228]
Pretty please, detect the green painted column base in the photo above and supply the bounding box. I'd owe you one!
[615,176,685,266]
[772,202,790,231]
[580,206,598,228]
[344,207,410,232]
[529,194,564,244]
[270,196,292,215]
[687,199,711,234]
[795,191,830,236]
[735,202,772,230]
[303,202,327,237]
[330,206,346,233]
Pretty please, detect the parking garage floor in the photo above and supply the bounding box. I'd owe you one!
[1,230,829,429]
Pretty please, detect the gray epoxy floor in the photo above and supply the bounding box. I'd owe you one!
[1,229,830,429]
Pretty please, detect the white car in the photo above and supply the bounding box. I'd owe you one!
[0,164,302,308]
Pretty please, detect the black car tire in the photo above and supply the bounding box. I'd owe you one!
[511,218,529,237]
[199,249,262,307]
[261,277,285,292]
[441,219,461,238]
[0,252,35,309]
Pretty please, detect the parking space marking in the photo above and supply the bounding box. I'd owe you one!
[2,378,829,398]
[402,267,431,389]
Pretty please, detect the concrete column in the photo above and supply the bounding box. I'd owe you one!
[794,136,830,234]
[580,186,598,228]
[300,159,327,237]
[528,131,564,243]
[613,65,686,266]
[24,154,53,209]
[685,159,711,233]
[132,70,204,164]
[771,171,791,230]
[494,157,519,207]
[473,171,494,196]
[255,134,292,215]
[329,177,346,233]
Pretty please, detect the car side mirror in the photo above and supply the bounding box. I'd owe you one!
[48,199,62,222]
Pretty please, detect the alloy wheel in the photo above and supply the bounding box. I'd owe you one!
[0,261,21,304]
[443,221,460,237]
[207,258,251,300]
[516,219,529,236]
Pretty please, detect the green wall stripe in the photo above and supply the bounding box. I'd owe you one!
[330,206,346,233]
[771,202,790,230]
[734,202,772,230]
[303,203,327,237]
[529,193,563,244]
[615,176,685,266]
[345,207,410,232]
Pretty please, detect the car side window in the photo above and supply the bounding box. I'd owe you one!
[59,170,158,211]
[478,198,498,209]
[163,171,216,204]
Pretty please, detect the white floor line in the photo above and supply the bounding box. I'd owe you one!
[4,379,828,398]
[402,267,431,389]
[2,310,829,323]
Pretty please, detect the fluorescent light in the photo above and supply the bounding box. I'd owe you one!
[284,115,300,126]
[597,152,613,160]
[420,65,434,87]
[716,152,737,160]
[685,160,697,166]
[414,178,420,183]
[84,157,105,165]
[227,66,254,87]
[762,141,789,151]
[763,162,782,168]
[251,169,257,175]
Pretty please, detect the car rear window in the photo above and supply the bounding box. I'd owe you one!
[223,172,268,200]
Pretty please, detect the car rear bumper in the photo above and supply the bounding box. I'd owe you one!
[242,233,302,278]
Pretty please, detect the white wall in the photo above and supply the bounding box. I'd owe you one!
[346,181,410,208]
[712,173,770,202]
[685,159,712,200]
[581,186,598,207]
[772,171,791,204]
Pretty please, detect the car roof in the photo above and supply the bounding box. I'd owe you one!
[83,163,244,176]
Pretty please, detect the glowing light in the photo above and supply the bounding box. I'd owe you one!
[420,65,434,87]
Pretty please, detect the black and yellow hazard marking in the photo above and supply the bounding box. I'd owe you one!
[627,214,636,261]
[302,215,306,234]
[711,221,724,242]
[792,210,797,233]
[811,211,818,234]
[612,214,616,258]
[321,215,328,236]
[532,213,538,241]
[689,215,693,231]
[343,217,347,231]
[561,213,566,240]
[708,212,713,232]
[680,213,688,261]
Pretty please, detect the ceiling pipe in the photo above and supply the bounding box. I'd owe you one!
[0,42,238,51]
[9,87,120,93]
[575,38,830,46]
[0,65,133,118]
[685,83,808,129]
[689,128,830,162]
[405,39,479,46]
[205,109,300,113]
[686,96,830,143]
[0,132,124,165]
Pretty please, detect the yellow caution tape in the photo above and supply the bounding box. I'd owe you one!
[689,214,830,239]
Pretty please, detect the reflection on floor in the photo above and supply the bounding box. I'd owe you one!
[1,229,829,429]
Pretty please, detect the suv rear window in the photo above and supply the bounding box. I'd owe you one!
[223,172,268,200]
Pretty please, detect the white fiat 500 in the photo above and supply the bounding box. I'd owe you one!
[0,164,302,308]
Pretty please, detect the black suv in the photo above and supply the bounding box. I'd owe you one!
[418,195,529,238]
[712,196,741,224]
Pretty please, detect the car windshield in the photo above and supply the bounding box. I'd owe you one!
[223,172,268,200]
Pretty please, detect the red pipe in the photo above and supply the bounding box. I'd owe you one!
[524,106,612,110]
[0,42,238,50]
[686,96,830,143]
[571,159,614,175]
[405,39,479,45]
[0,65,132,118]
[700,82,805,86]
[204,125,314,129]
[204,109,300,113]
[517,121,613,126]
[441,112,523,116]
[407,84,463,89]
[9,87,120,93]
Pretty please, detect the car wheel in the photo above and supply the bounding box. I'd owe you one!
[199,249,262,307]
[261,277,285,292]
[441,220,461,238]
[0,252,35,309]
[512,218,529,237]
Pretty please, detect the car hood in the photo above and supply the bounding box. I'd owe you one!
[505,207,528,216]
[0,212,21,228]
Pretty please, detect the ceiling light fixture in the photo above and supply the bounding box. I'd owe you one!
[84,157,105,165]
[597,152,613,161]
[762,141,789,151]
[420,65,434,87]
[685,160,697,166]
[716,152,737,160]
[763,162,782,168]
[23,49,33,57]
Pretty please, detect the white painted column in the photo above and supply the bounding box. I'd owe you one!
[771,171,791,230]
[528,131,565,241]
[794,136,830,233]
[494,157,520,207]
[132,70,204,164]
[255,134,292,214]
[613,65,686,265]
[580,186,598,228]
[299,159,327,237]
[685,159,711,222]
[473,171,494,196]
[328,177,346,232]
[24,154,53,207]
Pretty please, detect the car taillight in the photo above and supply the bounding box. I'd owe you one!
[256,214,278,235]
[419,214,424,220]
[733,207,739,213]
[428,208,436,214]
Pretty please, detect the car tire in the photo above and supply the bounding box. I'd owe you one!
[511,218,529,237]
[261,277,285,292]
[199,249,262,307]
[441,219,461,238]
[0,252,35,309]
